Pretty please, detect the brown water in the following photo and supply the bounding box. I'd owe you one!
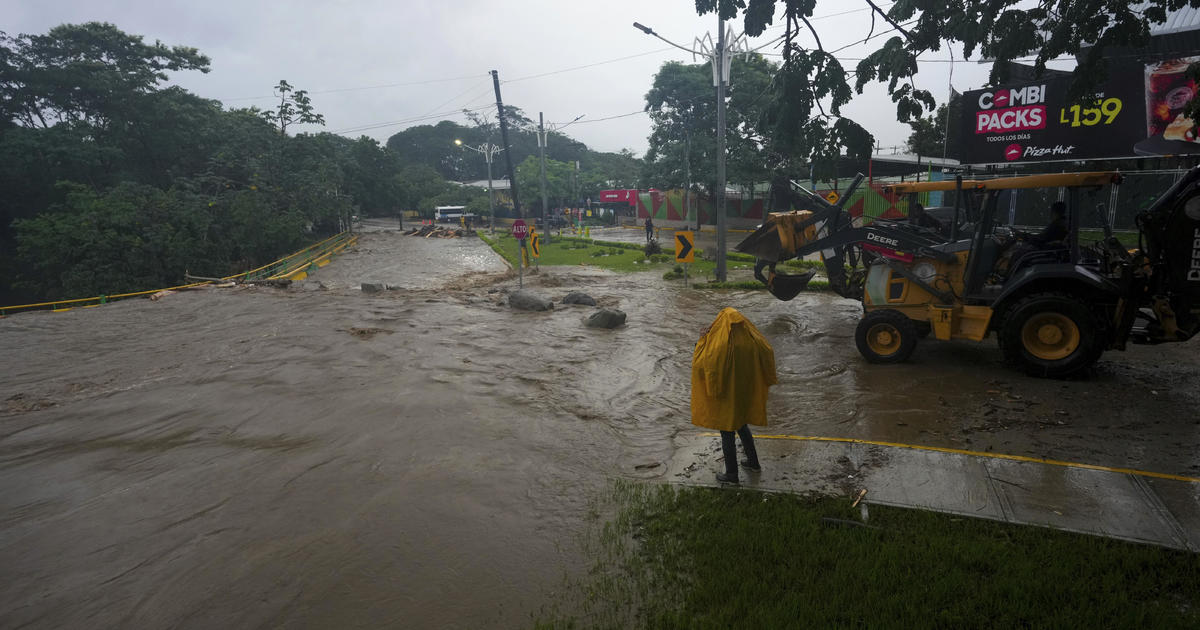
[2,229,1198,628]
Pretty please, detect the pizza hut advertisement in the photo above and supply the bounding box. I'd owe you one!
[958,62,1200,164]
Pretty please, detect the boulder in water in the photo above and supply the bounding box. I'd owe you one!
[586,308,626,329]
[361,282,385,293]
[509,290,554,311]
[562,291,597,306]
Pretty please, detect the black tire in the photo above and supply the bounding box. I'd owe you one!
[999,292,1100,378]
[855,309,919,364]
[915,322,932,339]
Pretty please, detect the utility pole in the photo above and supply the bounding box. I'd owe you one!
[714,14,728,282]
[491,70,521,218]
[538,112,549,230]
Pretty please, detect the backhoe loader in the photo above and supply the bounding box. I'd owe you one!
[736,169,1200,377]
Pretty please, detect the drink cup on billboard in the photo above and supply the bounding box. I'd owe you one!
[1146,57,1200,137]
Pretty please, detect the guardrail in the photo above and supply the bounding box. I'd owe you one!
[0,231,358,318]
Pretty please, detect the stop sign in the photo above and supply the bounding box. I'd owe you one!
[511,219,528,240]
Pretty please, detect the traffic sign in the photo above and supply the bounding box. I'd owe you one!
[824,191,840,204]
[675,230,695,263]
[530,233,541,258]
[511,219,528,240]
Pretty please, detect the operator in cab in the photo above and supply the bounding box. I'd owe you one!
[1028,201,1068,245]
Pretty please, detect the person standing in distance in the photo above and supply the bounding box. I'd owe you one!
[691,307,778,484]
[645,216,654,242]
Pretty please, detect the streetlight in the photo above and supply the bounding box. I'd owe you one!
[633,18,759,281]
[455,138,504,233]
[535,113,584,234]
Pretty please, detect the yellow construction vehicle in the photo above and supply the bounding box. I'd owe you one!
[737,170,1200,377]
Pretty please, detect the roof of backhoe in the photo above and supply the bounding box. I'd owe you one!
[883,180,983,194]
[883,172,1120,195]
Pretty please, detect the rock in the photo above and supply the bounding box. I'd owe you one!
[385,284,404,291]
[562,291,597,306]
[509,289,554,311]
[585,308,626,329]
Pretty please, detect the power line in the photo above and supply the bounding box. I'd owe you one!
[221,73,487,102]
[501,47,678,83]
[557,110,647,125]
[331,104,495,135]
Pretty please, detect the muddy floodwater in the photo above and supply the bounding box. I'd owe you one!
[3,228,1199,628]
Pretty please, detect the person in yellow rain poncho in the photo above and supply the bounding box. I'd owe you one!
[691,307,778,484]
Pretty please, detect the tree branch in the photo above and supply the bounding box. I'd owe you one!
[865,0,911,41]
[799,15,824,52]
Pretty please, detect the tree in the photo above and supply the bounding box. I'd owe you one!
[905,101,961,160]
[0,23,407,302]
[0,22,210,129]
[261,80,325,135]
[642,54,774,195]
[703,0,1195,173]
[906,104,944,157]
[516,155,574,213]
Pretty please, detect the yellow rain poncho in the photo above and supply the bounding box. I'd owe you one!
[691,308,778,432]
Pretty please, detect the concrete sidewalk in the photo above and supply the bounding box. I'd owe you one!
[667,434,1200,551]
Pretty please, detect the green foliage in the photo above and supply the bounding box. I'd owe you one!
[385,109,642,199]
[643,240,662,256]
[643,55,776,193]
[538,481,1200,628]
[0,23,398,302]
[516,154,575,213]
[260,80,325,135]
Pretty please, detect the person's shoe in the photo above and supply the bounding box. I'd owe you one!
[716,472,739,484]
[740,459,761,471]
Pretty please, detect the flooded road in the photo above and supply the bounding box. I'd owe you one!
[2,229,1198,628]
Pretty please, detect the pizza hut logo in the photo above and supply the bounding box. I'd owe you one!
[1005,144,1023,161]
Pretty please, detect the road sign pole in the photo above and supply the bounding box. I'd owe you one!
[518,239,524,288]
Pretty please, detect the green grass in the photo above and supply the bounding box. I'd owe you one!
[535,481,1200,629]
[1080,229,1140,248]
[478,231,831,293]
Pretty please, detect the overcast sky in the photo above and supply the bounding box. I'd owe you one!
[7,0,1077,156]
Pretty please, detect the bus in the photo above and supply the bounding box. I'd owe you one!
[433,206,479,224]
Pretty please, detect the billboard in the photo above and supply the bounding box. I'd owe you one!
[961,58,1200,164]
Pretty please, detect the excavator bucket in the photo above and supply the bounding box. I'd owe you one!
[734,211,819,261]
[767,268,817,301]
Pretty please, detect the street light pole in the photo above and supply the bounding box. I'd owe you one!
[538,112,549,232]
[455,139,504,233]
[714,14,728,282]
[632,19,754,282]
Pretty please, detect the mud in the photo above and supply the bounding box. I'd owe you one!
[2,229,1198,628]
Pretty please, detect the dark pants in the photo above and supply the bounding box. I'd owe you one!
[645,227,653,242]
[720,424,759,476]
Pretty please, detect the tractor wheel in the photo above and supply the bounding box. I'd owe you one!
[999,292,1099,377]
[855,309,919,364]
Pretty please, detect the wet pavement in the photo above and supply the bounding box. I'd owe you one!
[2,229,1199,628]
[668,435,1200,551]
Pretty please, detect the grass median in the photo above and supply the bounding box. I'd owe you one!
[477,231,825,291]
[535,481,1200,629]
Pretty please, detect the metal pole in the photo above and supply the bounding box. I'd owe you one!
[485,151,496,234]
[538,112,549,232]
[715,16,728,282]
[492,70,521,218]
[685,125,694,230]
